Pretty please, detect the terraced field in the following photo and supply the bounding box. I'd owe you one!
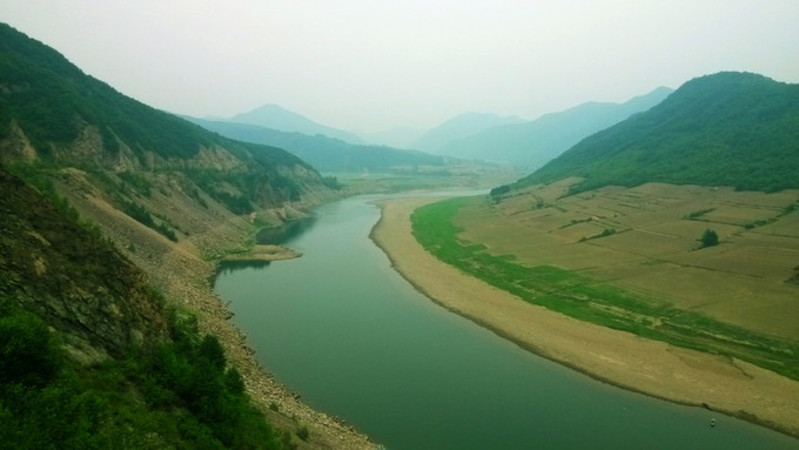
[413,180,799,378]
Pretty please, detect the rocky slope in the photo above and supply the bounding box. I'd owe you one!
[0,23,375,448]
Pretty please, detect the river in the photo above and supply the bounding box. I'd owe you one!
[214,195,798,449]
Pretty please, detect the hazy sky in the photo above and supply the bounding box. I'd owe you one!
[2,1,798,132]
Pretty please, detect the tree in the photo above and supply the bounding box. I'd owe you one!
[0,311,62,386]
[700,229,719,248]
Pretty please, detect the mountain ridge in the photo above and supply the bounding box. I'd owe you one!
[412,112,526,153]
[230,103,363,144]
[186,115,447,173]
[440,87,673,167]
[0,23,337,224]
[515,72,799,193]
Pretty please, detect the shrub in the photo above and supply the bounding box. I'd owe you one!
[0,310,61,386]
[700,229,719,248]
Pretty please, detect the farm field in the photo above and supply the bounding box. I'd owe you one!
[412,180,798,380]
[454,182,799,341]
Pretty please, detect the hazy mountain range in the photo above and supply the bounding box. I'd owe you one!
[226,103,364,145]
[412,112,526,153]
[213,87,671,173]
[186,117,446,173]
[435,87,674,168]
[355,126,425,149]
[189,84,670,181]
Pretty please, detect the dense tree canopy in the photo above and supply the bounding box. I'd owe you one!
[516,72,799,193]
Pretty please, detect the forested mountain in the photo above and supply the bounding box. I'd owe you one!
[516,72,799,193]
[187,116,447,173]
[0,23,336,219]
[412,112,525,153]
[230,103,364,144]
[440,87,673,167]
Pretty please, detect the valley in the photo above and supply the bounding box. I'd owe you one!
[1,15,798,448]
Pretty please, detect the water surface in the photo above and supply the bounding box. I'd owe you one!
[215,195,798,449]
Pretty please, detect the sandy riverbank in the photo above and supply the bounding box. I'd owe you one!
[370,196,799,438]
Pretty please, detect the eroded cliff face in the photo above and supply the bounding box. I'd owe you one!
[0,167,169,361]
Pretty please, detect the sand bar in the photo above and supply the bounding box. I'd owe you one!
[370,196,799,438]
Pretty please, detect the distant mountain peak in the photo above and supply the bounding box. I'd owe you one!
[229,104,363,144]
[433,87,674,167]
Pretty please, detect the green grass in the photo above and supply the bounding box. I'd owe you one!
[412,197,799,380]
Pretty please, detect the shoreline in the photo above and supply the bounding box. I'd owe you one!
[69,195,377,448]
[369,196,799,439]
[220,244,302,262]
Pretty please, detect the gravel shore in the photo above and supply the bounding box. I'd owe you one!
[61,185,378,449]
[370,196,799,438]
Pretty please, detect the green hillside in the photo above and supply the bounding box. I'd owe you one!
[0,23,212,160]
[516,72,799,193]
[0,23,333,215]
[0,166,288,448]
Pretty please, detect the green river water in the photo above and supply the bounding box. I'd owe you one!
[214,195,798,450]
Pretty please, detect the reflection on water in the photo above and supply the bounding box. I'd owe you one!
[215,195,799,450]
[256,216,317,245]
[216,259,270,277]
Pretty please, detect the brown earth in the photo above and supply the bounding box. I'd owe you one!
[370,196,799,438]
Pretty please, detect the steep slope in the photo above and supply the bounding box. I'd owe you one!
[0,165,291,448]
[231,103,363,144]
[517,72,799,192]
[412,112,525,153]
[0,166,168,360]
[187,116,447,173]
[0,23,335,224]
[442,87,673,167]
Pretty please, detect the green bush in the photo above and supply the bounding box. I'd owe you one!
[0,305,286,449]
[0,310,61,386]
[700,229,719,248]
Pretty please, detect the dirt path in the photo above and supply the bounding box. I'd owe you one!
[370,196,799,438]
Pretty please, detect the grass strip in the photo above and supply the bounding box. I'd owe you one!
[412,197,799,380]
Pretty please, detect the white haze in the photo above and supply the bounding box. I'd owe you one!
[1,0,798,132]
